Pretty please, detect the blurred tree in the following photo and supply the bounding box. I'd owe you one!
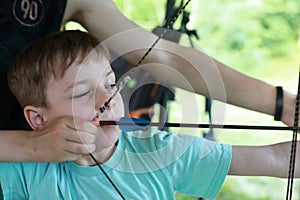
[191,0,300,71]
[258,0,300,56]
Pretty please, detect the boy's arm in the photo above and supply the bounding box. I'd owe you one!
[66,0,296,126]
[0,117,96,162]
[229,141,299,178]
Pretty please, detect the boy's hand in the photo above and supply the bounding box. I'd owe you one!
[29,116,96,162]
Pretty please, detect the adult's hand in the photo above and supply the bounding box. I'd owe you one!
[29,116,97,162]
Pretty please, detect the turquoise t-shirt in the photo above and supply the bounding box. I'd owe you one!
[0,128,231,199]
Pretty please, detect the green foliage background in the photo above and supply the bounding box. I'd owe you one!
[112,0,300,199]
[114,0,300,73]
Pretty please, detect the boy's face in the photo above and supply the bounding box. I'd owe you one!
[44,57,124,150]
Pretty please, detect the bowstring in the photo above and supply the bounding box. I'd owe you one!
[88,153,126,199]
[286,65,300,200]
[133,0,192,68]
[91,1,192,199]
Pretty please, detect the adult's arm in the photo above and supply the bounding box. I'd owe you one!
[64,0,296,126]
[0,117,96,162]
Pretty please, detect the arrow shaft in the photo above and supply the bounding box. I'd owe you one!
[99,120,294,131]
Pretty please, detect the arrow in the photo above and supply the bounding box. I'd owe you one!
[95,117,296,132]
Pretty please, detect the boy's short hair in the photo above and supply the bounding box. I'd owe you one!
[8,30,110,109]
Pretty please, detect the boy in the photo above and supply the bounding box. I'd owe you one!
[1,30,298,199]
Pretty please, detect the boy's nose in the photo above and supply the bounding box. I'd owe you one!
[95,90,109,112]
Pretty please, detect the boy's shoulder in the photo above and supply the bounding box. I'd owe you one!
[0,161,64,199]
[0,161,63,179]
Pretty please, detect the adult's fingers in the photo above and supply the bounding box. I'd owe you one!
[62,142,96,156]
[64,130,96,144]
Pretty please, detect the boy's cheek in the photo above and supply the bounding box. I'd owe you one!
[72,105,96,120]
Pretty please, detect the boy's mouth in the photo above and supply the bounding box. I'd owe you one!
[92,120,100,126]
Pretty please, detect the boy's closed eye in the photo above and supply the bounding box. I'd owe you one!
[73,83,117,100]
[73,90,92,99]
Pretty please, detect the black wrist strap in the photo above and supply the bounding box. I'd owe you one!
[274,86,283,121]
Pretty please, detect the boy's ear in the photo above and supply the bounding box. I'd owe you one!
[24,106,47,130]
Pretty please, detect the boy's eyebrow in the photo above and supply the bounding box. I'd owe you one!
[64,69,114,92]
